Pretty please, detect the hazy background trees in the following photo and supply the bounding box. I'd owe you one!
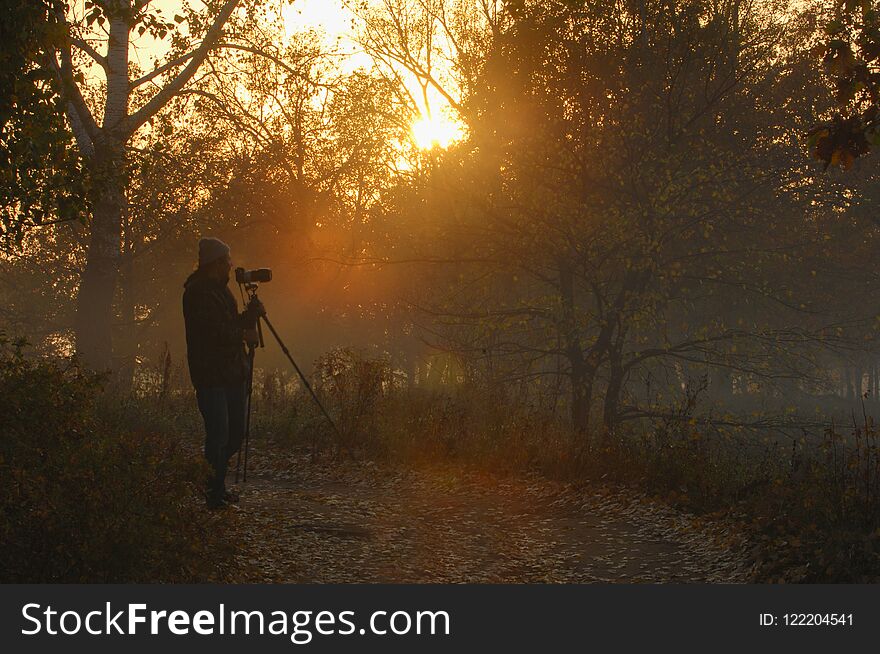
[3,0,880,437]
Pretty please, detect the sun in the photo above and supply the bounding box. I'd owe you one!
[411,114,466,150]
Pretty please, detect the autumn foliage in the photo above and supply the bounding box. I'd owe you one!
[811,1,880,167]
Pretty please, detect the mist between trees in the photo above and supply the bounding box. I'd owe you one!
[3,1,880,580]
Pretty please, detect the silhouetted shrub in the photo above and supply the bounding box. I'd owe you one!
[0,338,234,582]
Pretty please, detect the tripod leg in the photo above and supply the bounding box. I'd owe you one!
[241,345,256,483]
[258,314,356,461]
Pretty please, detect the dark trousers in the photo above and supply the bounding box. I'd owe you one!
[196,382,247,502]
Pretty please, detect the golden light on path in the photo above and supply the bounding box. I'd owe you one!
[411,114,466,150]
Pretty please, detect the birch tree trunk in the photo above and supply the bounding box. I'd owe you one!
[75,6,130,369]
[76,140,126,369]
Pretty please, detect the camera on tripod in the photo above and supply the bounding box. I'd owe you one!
[235,267,272,284]
[230,264,348,482]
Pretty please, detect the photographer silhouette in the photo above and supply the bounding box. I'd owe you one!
[182,237,261,509]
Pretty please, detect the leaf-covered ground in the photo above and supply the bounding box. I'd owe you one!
[223,443,753,583]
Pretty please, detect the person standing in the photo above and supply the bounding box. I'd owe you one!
[182,237,263,509]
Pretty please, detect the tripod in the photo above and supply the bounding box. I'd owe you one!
[235,283,350,483]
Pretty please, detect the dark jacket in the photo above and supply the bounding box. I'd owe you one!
[182,269,250,388]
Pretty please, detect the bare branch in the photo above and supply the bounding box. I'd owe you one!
[71,38,108,71]
[217,42,343,89]
[62,90,97,160]
[125,0,241,136]
[130,51,196,89]
[45,20,99,159]
[129,41,340,91]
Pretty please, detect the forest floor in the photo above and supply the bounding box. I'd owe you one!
[220,440,755,583]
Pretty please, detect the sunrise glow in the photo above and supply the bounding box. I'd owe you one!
[411,114,466,150]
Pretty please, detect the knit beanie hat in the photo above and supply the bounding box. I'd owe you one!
[198,237,230,267]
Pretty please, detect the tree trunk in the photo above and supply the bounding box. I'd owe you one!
[558,258,593,432]
[73,6,131,371]
[75,142,124,370]
[406,354,416,391]
[569,356,593,433]
[871,360,880,400]
[602,360,624,433]
[426,357,445,387]
[854,365,864,399]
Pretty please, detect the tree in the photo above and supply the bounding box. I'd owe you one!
[45,0,243,369]
[388,0,856,436]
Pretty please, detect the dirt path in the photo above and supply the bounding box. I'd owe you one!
[225,445,752,583]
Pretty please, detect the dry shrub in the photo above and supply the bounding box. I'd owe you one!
[0,338,235,582]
